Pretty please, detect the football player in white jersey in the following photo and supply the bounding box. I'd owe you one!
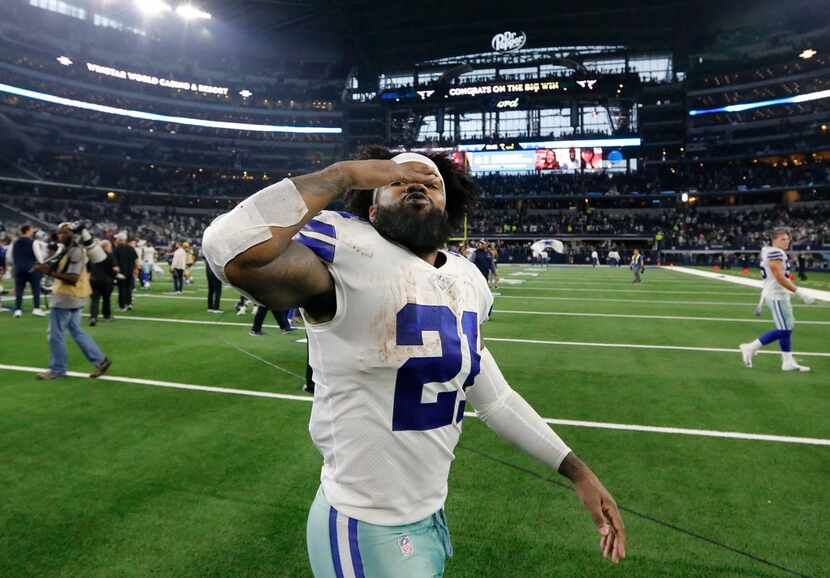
[740,227,815,372]
[202,146,625,576]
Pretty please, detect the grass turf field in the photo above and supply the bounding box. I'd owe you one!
[1,264,828,578]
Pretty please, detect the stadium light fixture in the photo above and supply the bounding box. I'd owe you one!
[176,4,211,20]
[799,48,817,60]
[239,89,253,98]
[689,88,830,116]
[56,56,73,66]
[135,0,172,16]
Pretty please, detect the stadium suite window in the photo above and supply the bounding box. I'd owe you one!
[539,108,574,138]
[380,75,414,89]
[29,0,87,20]
[497,110,528,138]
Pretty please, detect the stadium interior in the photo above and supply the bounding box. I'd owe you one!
[1,0,829,576]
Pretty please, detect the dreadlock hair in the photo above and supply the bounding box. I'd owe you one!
[344,144,479,229]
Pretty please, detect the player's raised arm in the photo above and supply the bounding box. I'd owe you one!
[201,160,441,316]
[465,349,626,564]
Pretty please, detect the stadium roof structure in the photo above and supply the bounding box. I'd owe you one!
[202,0,830,73]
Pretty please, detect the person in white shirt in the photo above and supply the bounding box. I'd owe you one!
[740,227,815,372]
[607,249,621,268]
[590,249,599,268]
[202,149,626,576]
[170,242,187,294]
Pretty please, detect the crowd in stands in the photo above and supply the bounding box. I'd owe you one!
[468,203,830,249]
[5,155,828,201]
[476,157,830,197]
[2,187,828,252]
[0,195,210,250]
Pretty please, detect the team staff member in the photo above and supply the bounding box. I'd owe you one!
[12,225,46,317]
[34,224,111,380]
[171,242,187,293]
[630,249,645,283]
[113,232,139,311]
[0,236,9,312]
[88,240,117,326]
[206,257,223,312]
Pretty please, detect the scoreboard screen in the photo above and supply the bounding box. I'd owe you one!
[466,147,630,174]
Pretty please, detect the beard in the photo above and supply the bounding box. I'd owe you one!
[373,202,451,254]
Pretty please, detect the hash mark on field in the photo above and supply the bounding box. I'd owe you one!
[1,363,827,447]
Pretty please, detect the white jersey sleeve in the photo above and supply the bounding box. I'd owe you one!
[297,210,493,525]
[760,246,790,298]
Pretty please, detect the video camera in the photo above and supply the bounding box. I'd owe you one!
[43,221,107,270]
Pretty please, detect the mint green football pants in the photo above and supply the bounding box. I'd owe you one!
[306,486,453,578]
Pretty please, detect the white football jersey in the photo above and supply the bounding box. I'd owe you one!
[141,246,156,264]
[760,245,790,298]
[297,210,494,526]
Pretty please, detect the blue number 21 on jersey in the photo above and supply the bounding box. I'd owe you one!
[392,304,481,431]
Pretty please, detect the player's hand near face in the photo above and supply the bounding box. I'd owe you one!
[559,453,626,564]
[339,159,441,191]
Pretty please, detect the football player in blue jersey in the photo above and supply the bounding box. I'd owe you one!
[203,146,625,576]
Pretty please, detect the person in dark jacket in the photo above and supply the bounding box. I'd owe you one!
[112,232,138,311]
[206,259,223,312]
[88,240,118,326]
[472,240,494,280]
[12,225,45,318]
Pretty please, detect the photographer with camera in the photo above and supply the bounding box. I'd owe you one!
[32,223,111,380]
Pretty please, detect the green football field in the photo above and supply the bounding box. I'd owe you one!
[1,264,828,578]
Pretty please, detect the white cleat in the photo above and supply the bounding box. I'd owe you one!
[32,308,46,317]
[739,343,755,368]
[14,309,22,318]
[782,361,811,373]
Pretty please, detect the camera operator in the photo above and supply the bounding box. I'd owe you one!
[33,223,111,380]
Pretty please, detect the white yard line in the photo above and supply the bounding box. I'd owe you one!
[14,309,825,356]
[664,266,830,303]
[484,337,830,358]
[498,286,757,296]
[493,295,826,308]
[1,363,827,447]
[493,309,830,326]
[82,313,305,331]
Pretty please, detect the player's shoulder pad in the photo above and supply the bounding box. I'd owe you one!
[764,247,786,260]
[294,210,370,264]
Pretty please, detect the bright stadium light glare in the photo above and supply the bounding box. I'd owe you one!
[176,4,211,20]
[799,48,817,60]
[0,82,343,135]
[56,56,73,66]
[135,0,172,16]
[239,89,253,98]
